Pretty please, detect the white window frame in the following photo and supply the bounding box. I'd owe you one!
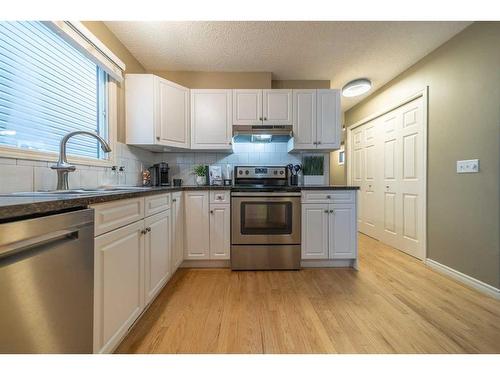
[0,21,122,167]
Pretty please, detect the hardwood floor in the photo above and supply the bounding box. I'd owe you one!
[116,234,500,353]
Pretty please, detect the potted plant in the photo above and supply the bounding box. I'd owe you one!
[303,156,325,185]
[193,165,207,186]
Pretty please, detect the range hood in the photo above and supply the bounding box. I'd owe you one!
[232,125,293,143]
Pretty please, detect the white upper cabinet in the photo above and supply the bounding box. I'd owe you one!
[262,89,293,125]
[191,89,233,150]
[157,79,190,148]
[316,89,341,149]
[233,89,292,126]
[289,89,341,151]
[125,74,190,150]
[292,89,317,149]
[232,89,263,125]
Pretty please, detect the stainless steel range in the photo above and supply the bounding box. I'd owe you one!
[231,166,301,270]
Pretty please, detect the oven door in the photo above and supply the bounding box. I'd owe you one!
[231,194,301,245]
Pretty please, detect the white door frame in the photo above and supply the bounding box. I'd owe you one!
[346,87,428,260]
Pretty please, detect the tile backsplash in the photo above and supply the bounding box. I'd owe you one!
[0,142,156,193]
[0,142,329,193]
[154,142,329,186]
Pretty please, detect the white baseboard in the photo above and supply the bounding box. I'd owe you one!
[425,258,500,300]
[301,259,356,268]
[180,260,230,268]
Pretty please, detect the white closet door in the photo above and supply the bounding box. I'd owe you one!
[398,97,425,259]
[351,127,364,229]
[350,95,425,260]
[360,120,380,239]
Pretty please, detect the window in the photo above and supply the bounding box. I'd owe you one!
[0,21,110,161]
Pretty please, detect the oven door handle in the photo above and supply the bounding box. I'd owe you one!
[231,192,301,197]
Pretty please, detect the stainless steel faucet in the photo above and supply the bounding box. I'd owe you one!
[51,131,112,190]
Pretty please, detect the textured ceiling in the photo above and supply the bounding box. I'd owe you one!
[105,21,471,110]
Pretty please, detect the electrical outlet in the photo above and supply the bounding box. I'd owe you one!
[456,159,479,173]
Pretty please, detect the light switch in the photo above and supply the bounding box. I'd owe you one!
[456,159,479,173]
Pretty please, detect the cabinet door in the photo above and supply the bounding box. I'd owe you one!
[191,90,232,149]
[263,89,292,125]
[292,89,317,149]
[171,192,184,272]
[209,204,230,260]
[232,89,262,125]
[184,191,210,259]
[316,89,341,149]
[144,210,171,305]
[301,204,329,259]
[156,77,190,148]
[329,204,356,259]
[94,221,144,353]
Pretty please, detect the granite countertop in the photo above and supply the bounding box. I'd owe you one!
[0,184,359,222]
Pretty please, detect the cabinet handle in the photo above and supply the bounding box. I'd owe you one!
[324,210,329,213]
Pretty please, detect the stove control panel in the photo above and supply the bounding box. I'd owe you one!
[235,166,287,179]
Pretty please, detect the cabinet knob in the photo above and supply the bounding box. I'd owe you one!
[326,195,331,199]
[324,210,329,213]
[259,117,263,121]
[317,141,321,145]
[330,210,334,214]
[156,136,160,140]
[386,185,389,189]
[210,210,214,214]
[172,198,177,202]
[264,117,267,121]
[228,141,232,145]
[146,227,151,232]
[141,229,147,235]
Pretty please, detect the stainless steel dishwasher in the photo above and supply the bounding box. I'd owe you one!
[0,208,94,353]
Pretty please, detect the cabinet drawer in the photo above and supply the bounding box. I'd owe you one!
[301,190,355,204]
[145,193,171,217]
[92,198,145,236]
[210,190,230,204]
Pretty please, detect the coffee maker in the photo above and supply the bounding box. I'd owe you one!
[148,162,170,186]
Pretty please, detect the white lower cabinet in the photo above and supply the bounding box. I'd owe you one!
[301,195,357,261]
[92,193,172,354]
[94,220,145,354]
[301,204,329,259]
[184,190,231,261]
[171,191,184,272]
[209,203,231,260]
[184,191,210,259]
[144,210,171,305]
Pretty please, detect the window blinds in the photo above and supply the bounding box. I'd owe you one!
[0,21,107,159]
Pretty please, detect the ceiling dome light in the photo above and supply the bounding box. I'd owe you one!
[342,78,372,97]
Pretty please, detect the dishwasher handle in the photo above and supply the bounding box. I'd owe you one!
[0,229,78,260]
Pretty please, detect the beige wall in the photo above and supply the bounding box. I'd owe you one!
[345,22,500,288]
[82,21,146,143]
[272,80,330,89]
[330,147,346,185]
[152,71,272,89]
